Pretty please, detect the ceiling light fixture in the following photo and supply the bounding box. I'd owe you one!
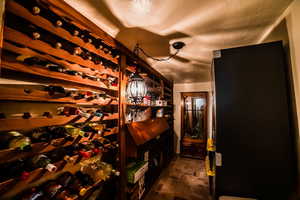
[133,41,186,62]
[126,72,148,104]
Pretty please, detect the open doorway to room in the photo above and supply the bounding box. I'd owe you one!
[180,92,208,159]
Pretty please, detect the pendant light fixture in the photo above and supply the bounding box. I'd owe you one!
[126,72,147,104]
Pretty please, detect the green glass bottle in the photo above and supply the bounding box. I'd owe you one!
[0,131,31,151]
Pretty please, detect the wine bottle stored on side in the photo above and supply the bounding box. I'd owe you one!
[0,159,30,182]
[19,187,44,200]
[44,85,70,97]
[28,154,57,172]
[0,131,31,151]
[30,127,53,143]
[68,171,94,197]
[15,0,68,31]
[42,180,63,199]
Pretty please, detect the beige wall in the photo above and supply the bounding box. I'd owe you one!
[286,0,300,131]
[285,1,300,192]
[173,82,212,153]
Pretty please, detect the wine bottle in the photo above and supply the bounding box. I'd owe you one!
[68,171,94,196]
[20,187,44,200]
[30,127,53,143]
[57,106,80,116]
[54,189,76,200]
[93,162,119,181]
[91,39,104,50]
[29,154,57,172]
[65,69,82,76]
[0,159,30,182]
[61,22,82,37]
[0,131,31,151]
[92,56,103,65]
[48,126,74,142]
[57,172,74,187]
[111,49,120,59]
[42,180,63,199]
[15,0,66,28]
[16,55,48,67]
[64,124,87,138]
[44,85,69,97]
[79,30,93,44]
[46,63,66,73]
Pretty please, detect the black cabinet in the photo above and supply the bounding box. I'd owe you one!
[213,41,297,199]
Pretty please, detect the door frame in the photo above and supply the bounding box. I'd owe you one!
[180,92,208,158]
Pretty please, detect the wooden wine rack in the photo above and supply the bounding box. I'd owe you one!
[0,0,174,199]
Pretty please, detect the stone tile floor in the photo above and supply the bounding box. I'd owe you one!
[144,156,211,200]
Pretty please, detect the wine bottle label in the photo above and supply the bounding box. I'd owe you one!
[46,163,57,172]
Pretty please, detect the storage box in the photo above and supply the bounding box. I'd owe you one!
[127,161,148,184]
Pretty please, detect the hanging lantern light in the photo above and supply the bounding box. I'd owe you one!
[126,72,147,104]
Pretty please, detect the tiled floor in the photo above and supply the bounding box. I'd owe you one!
[144,156,211,200]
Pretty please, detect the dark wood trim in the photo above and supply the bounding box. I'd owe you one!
[119,55,127,200]
[180,92,208,159]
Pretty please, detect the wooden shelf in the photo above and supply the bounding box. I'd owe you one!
[3,27,119,76]
[0,85,118,105]
[6,1,118,65]
[0,136,82,165]
[3,41,118,78]
[103,127,119,136]
[0,113,119,132]
[44,0,117,48]
[1,59,118,91]
[0,153,102,199]
[125,103,171,108]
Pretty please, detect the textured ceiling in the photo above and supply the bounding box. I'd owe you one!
[64,0,293,83]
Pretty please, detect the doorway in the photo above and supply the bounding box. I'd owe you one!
[180,92,208,159]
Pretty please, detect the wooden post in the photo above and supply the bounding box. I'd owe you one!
[0,0,6,77]
[118,54,127,200]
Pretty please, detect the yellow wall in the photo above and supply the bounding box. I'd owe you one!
[173,82,212,153]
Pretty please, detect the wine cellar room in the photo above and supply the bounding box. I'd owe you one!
[0,0,300,200]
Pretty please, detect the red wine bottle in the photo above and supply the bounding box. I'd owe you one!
[0,159,30,182]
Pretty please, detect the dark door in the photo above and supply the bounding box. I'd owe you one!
[214,41,296,199]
